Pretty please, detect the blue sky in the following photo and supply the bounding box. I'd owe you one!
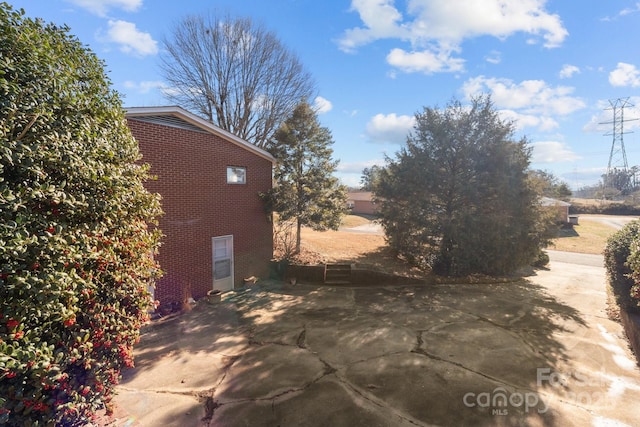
[11,0,640,189]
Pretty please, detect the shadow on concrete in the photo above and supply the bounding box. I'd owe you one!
[120,275,588,426]
[343,280,587,426]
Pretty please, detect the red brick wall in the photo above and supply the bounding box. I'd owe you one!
[127,119,273,306]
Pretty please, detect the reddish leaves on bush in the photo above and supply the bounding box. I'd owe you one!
[0,5,162,425]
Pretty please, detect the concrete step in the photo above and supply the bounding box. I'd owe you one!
[324,263,352,285]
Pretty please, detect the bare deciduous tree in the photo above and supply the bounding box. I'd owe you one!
[160,14,315,149]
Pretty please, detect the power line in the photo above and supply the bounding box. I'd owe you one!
[600,97,638,196]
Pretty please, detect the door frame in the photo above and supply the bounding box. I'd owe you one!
[212,235,234,291]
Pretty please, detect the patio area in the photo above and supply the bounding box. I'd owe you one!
[114,252,640,426]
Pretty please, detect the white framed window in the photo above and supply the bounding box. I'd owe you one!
[227,166,246,184]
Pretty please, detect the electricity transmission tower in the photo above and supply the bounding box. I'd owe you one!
[601,97,638,195]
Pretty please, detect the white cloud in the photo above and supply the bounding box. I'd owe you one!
[123,80,165,94]
[609,62,640,87]
[485,50,501,65]
[313,96,333,114]
[559,64,580,79]
[336,172,366,189]
[337,159,387,188]
[340,0,567,49]
[570,167,607,183]
[408,0,567,47]
[497,109,559,132]
[338,0,568,74]
[619,2,640,17]
[530,141,581,163]
[386,47,465,74]
[337,159,385,174]
[66,0,142,17]
[338,0,410,53]
[582,114,607,134]
[462,76,586,117]
[106,20,158,56]
[602,3,640,21]
[365,113,415,144]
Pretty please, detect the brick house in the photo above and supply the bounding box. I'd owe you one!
[125,106,275,307]
[347,191,378,215]
[540,197,571,223]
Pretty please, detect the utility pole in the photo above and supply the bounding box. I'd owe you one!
[600,97,637,197]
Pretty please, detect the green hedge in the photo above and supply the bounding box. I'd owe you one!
[570,203,640,216]
[604,220,640,314]
[1,5,162,424]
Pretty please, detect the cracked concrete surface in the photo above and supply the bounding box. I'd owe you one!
[114,252,640,426]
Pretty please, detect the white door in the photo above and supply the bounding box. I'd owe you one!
[212,235,234,292]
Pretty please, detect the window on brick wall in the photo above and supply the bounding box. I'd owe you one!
[227,166,246,184]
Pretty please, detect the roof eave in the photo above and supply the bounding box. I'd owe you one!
[125,106,275,164]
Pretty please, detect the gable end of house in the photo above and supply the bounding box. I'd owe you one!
[125,106,275,164]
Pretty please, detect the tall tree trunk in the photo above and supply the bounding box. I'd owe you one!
[296,217,302,254]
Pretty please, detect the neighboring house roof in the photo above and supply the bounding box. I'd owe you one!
[125,106,276,164]
[347,191,374,202]
[540,197,571,207]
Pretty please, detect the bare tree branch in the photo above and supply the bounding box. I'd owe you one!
[160,14,315,149]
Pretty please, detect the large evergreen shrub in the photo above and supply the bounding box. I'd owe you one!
[376,97,556,276]
[0,4,162,424]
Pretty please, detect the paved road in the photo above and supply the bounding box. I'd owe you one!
[344,214,639,235]
[341,221,384,234]
[579,214,638,230]
[546,249,604,267]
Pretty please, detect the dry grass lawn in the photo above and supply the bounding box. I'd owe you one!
[298,229,425,278]
[549,217,618,255]
[289,215,620,276]
[339,214,375,228]
[300,229,385,262]
[286,216,424,277]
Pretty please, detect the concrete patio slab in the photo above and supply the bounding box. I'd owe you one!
[112,252,640,426]
[114,389,203,427]
[215,344,328,402]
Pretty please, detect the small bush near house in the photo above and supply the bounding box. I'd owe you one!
[604,220,640,314]
[0,4,162,425]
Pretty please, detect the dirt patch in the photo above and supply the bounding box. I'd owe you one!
[293,228,425,279]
